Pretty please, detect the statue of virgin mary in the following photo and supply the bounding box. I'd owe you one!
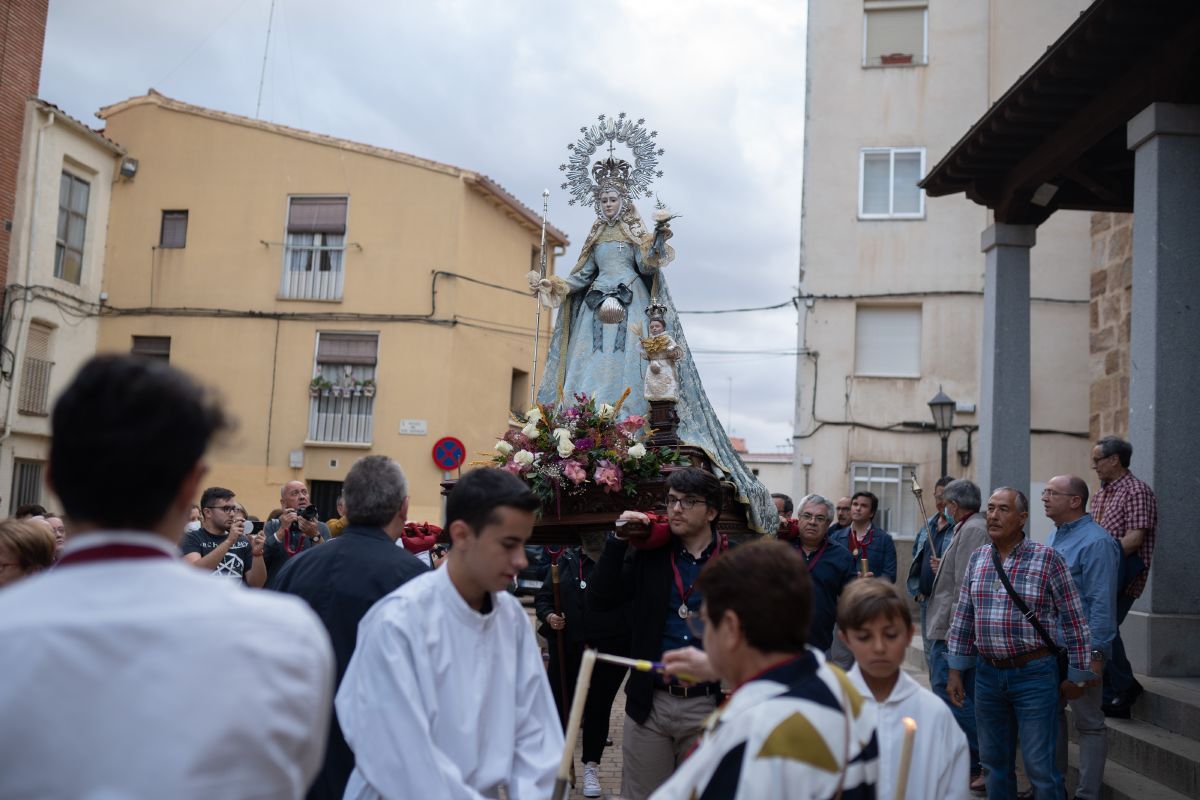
[530,116,776,534]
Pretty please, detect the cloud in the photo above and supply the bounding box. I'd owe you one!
[41,0,806,452]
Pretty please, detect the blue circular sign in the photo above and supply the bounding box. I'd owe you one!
[432,437,466,470]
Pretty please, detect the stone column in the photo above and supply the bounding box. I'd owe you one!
[1122,103,1200,676]
[977,224,1035,500]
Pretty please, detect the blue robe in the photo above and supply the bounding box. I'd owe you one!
[537,224,776,534]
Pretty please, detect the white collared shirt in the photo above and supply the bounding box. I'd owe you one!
[0,531,335,799]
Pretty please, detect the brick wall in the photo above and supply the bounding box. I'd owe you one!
[0,0,50,289]
[1089,212,1133,440]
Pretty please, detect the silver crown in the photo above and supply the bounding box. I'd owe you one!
[559,113,664,207]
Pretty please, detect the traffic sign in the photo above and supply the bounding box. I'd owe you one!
[432,436,466,471]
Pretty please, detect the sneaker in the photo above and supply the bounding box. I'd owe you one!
[583,762,602,798]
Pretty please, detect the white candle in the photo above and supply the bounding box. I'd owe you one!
[553,648,597,800]
[894,716,918,800]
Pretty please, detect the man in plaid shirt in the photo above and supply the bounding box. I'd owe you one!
[1090,435,1158,717]
[945,487,1095,800]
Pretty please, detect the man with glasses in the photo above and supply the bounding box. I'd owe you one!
[588,467,728,800]
[182,486,266,587]
[1089,435,1158,717]
[1043,474,1120,800]
[787,493,857,654]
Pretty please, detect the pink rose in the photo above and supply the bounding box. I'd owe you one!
[594,459,623,493]
[562,460,588,485]
[623,414,647,430]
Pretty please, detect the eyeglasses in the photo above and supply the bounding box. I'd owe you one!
[206,505,239,513]
[685,611,706,639]
[1090,455,1114,465]
[665,496,707,510]
[799,513,829,523]
[1040,490,1078,499]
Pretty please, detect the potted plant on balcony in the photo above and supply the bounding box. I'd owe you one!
[309,376,332,397]
[361,379,376,397]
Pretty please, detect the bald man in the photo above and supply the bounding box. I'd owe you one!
[262,480,330,581]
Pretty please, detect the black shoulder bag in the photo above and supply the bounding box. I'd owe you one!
[989,546,1069,685]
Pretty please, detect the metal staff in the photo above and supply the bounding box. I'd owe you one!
[910,471,938,559]
[530,189,550,407]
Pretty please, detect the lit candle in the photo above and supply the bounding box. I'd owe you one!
[894,716,917,800]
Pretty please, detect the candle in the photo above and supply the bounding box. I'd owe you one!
[594,651,702,684]
[553,648,596,800]
[894,716,917,800]
[860,557,870,577]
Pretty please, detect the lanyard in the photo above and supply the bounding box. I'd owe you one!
[850,527,874,555]
[670,548,699,608]
[56,542,172,568]
[803,540,830,571]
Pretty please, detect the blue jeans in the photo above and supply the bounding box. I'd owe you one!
[1104,592,1137,703]
[928,639,980,773]
[975,655,1063,800]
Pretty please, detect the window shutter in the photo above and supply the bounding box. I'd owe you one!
[317,333,378,365]
[132,336,171,360]
[288,197,348,234]
[160,211,188,248]
[855,306,921,376]
[865,7,925,64]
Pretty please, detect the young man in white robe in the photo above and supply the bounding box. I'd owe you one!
[651,540,878,799]
[336,468,562,800]
[838,578,970,800]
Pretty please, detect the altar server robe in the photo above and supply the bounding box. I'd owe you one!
[337,565,562,800]
[848,664,970,800]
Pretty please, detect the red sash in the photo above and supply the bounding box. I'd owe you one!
[56,542,173,568]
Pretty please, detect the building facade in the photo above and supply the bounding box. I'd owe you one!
[96,91,566,523]
[0,99,125,514]
[795,0,1095,542]
[0,0,48,291]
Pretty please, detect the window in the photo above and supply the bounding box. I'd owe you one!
[131,336,171,361]
[510,368,530,417]
[160,210,188,248]
[863,2,927,67]
[850,462,918,535]
[855,306,921,377]
[282,196,348,301]
[19,322,54,416]
[308,332,377,444]
[859,148,925,218]
[10,460,45,510]
[55,172,90,283]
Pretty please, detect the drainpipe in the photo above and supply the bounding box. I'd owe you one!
[0,109,56,458]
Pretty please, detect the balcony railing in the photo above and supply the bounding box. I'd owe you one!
[18,357,53,415]
[308,391,373,444]
[281,244,345,301]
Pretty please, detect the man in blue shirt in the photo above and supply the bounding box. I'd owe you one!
[1044,474,1120,800]
[830,491,897,582]
[788,493,857,653]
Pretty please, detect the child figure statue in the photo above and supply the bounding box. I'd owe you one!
[640,302,682,402]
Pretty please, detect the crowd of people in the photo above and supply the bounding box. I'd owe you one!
[0,353,1157,800]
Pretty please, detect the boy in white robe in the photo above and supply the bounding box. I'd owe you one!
[838,578,970,800]
[651,540,877,799]
[336,469,563,800]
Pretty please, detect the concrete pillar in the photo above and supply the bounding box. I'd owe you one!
[977,223,1035,500]
[1122,103,1200,676]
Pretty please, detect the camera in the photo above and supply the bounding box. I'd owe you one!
[289,504,320,534]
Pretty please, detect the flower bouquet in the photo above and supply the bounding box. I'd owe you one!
[487,389,683,512]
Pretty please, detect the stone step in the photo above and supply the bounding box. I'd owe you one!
[1066,708,1200,798]
[1066,741,1191,800]
[1130,675,1200,740]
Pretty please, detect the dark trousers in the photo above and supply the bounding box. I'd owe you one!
[548,634,629,763]
[1104,592,1138,703]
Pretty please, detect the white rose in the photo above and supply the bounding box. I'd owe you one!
[628,443,647,459]
[521,422,539,439]
[514,450,535,466]
[557,439,576,458]
[598,403,615,419]
[526,407,543,423]
[552,427,571,442]
[494,440,513,455]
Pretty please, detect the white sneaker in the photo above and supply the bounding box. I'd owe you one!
[582,762,602,797]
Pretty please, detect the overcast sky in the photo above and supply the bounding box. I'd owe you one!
[41,0,807,452]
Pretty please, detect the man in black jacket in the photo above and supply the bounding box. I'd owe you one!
[269,455,427,800]
[587,467,727,800]
[535,543,629,797]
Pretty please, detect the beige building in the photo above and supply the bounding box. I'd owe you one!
[0,99,125,514]
[96,91,567,523]
[796,0,1095,541]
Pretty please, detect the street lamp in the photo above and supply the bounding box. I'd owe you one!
[928,386,955,478]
